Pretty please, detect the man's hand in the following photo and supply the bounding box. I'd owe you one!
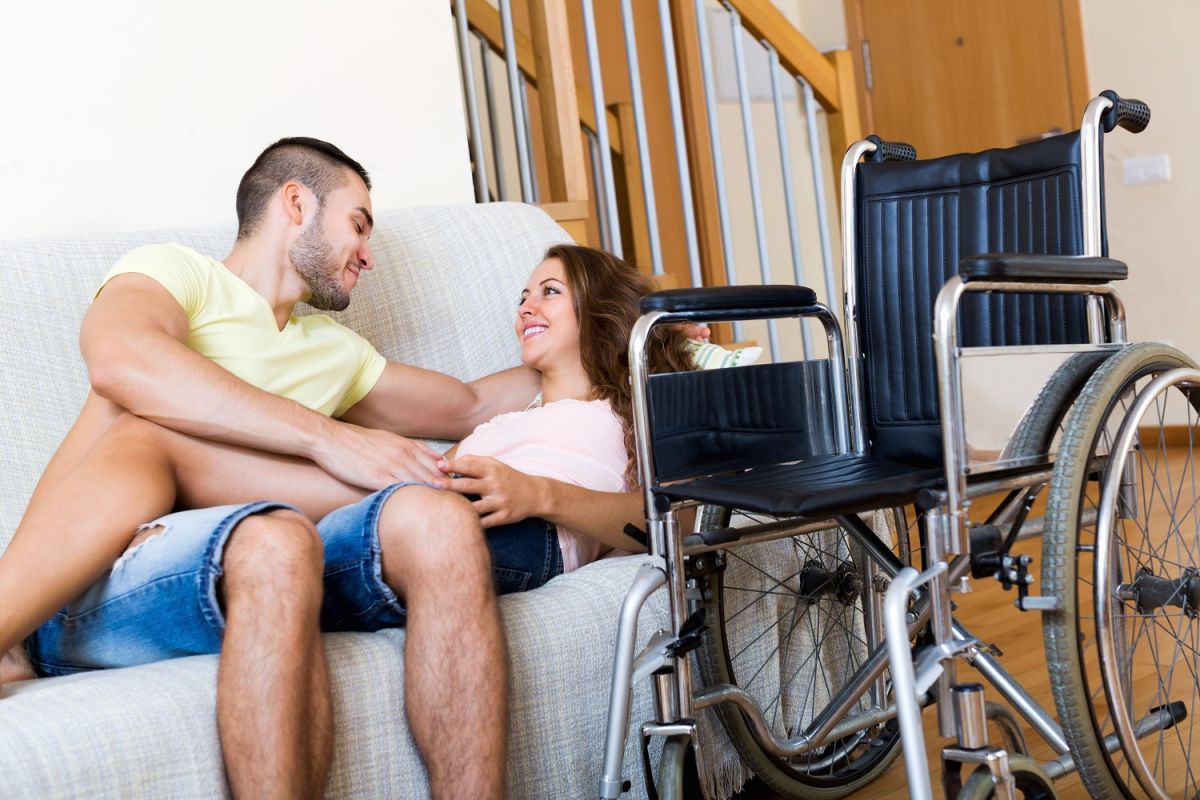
[678,322,710,341]
[311,421,447,490]
[438,455,546,527]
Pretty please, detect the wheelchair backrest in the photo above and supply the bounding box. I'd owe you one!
[855,131,1103,466]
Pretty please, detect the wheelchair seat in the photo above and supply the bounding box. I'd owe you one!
[655,453,942,518]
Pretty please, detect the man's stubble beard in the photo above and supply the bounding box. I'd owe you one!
[291,205,351,312]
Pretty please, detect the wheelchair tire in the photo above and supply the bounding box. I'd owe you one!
[695,507,903,798]
[1041,342,1200,798]
[957,755,1056,800]
[656,734,702,800]
[1000,350,1112,463]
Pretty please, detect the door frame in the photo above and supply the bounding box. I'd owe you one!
[843,0,1090,138]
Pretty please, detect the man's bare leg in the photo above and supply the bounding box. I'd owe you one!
[376,487,506,799]
[218,509,332,799]
[0,412,365,670]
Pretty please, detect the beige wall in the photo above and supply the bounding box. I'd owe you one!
[1078,0,1199,361]
[0,0,474,239]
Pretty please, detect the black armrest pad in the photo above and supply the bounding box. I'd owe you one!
[960,254,1127,284]
[639,285,818,320]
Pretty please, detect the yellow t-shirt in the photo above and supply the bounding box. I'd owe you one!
[97,244,387,418]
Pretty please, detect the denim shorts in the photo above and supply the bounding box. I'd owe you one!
[319,483,565,631]
[28,485,563,676]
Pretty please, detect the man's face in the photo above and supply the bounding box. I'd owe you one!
[290,174,374,311]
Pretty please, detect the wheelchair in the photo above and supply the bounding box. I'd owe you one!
[599,90,1200,799]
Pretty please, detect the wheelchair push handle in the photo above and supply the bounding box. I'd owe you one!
[1100,89,1151,134]
[865,134,917,163]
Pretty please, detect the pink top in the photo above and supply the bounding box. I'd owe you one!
[456,398,628,573]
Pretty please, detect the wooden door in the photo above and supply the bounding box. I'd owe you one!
[845,0,1090,158]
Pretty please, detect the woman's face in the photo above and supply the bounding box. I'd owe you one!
[515,257,581,371]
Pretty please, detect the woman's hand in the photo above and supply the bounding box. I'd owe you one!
[438,455,547,528]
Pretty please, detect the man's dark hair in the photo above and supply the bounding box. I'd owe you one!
[235,137,371,240]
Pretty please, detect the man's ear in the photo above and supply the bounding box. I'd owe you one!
[280,181,308,227]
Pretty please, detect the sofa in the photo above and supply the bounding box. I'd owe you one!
[0,203,764,798]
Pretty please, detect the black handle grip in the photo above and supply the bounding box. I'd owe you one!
[865,134,917,163]
[1100,89,1150,134]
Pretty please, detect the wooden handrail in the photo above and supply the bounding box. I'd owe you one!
[459,0,623,155]
[723,0,840,111]
[528,0,588,202]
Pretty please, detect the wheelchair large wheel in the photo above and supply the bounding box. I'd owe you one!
[957,755,1056,800]
[695,507,903,798]
[1042,342,1200,798]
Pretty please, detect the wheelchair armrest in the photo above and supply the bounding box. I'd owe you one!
[959,253,1128,284]
[639,285,818,321]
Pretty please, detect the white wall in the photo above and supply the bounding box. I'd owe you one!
[0,0,474,239]
[1079,0,1200,362]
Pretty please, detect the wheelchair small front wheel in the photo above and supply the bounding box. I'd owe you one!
[1042,342,1200,798]
[656,734,702,800]
[957,755,1057,800]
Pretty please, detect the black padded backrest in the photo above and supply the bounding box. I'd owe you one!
[855,131,1104,466]
[648,360,837,483]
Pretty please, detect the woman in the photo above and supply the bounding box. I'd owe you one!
[436,244,693,587]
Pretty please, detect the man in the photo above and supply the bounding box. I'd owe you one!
[0,138,639,798]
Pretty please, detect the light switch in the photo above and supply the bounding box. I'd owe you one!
[1122,154,1171,186]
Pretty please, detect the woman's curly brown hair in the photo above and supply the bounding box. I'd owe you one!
[545,244,695,488]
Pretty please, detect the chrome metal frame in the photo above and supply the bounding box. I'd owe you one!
[725,3,779,361]
[766,42,813,359]
[692,0,742,339]
[476,33,506,201]
[579,0,622,258]
[453,0,488,203]
[655,0,702,289]
[498,0,534,203]
[618,0,664,276]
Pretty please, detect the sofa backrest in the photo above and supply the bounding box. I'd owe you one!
[0,203,571,552]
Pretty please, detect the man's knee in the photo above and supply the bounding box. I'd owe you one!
[378,487,489,581]
[222,509,324,600]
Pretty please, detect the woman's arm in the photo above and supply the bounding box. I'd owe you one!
[438,455,647,552]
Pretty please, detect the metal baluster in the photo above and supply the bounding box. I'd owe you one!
[618,0,664,276]
[453,0,488,203]
[656,0,702,288]
[499,0,534,202]
[727,3,780,361]
[765,42,812,358]
[478,34,506,200]
[580,0,622,258]
[586,128,612,250]
[800,77,837,320]
[520,80,541,203]
[693,0,742,340]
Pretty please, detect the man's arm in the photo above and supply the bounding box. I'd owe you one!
[439,455,647,552]
[339,361,541,441]
[83,274,446,487]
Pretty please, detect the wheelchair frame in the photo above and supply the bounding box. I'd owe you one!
[599,91,1194,800]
